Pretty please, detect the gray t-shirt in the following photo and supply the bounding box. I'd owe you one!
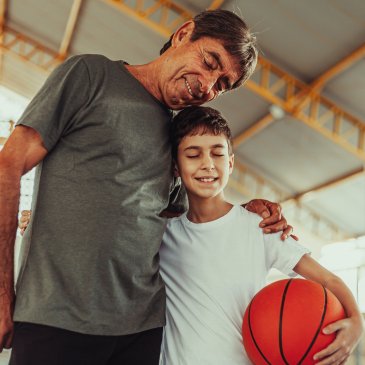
[14,54,179,335]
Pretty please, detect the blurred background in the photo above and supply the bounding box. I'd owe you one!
[0,0,364,363]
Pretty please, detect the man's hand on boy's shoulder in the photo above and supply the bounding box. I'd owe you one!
[19,210,31,236]
[243,199,298,241]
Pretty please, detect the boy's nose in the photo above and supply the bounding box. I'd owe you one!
[201,157,215,171]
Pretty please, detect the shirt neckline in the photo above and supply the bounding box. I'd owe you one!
[118,61,171,112]
[181,204,240,231]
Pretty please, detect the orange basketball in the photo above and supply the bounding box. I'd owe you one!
[242,278,346,365]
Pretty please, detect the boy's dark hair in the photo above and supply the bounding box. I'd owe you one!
[170,106,233,160]
[160,9,258,89]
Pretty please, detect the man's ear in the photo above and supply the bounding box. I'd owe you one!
[171,21,195,48]
[229,154,234,175]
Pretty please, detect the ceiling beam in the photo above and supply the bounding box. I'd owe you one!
[0,0,7,78]
[58,0,83,60]
[207,0,225,10]
[280,167,365,206]
[233,113,275,147]
[0,0,5,31]
[101,0,192,39]
[235,44,365,153]
[238,55,365,162]
[0,26,60,73]
[310,43,365,92]
[229,158,349,242]
[102,0,365,163]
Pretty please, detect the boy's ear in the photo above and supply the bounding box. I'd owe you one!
[229,154,234,175]
[173,163,180,177]
[171,21,195,48]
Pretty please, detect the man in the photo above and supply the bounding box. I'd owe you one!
[0,10,293,365]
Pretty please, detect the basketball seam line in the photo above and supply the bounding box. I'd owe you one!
[248,301,272,365]
[279,279,292,365]
[298,285,328,365]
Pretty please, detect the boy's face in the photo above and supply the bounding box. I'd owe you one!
[176,130,234,200]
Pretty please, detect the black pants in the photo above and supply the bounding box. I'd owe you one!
[9,322,163,365]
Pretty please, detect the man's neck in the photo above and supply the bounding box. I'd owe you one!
[187,195,233,224]
[125,62,162,103]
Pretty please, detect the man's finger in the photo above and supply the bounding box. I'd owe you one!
[19,216,29,223]
[245,200,270,219]
[259,206,283,227]
[19,221,28,228]
[262,220,287,233]
[4,330,13,349]
[280,225,293,240]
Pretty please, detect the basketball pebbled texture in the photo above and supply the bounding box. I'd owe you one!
[242,279,346,365]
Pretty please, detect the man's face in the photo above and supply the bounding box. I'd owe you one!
[176,130,234,200]
[159,26,241,110]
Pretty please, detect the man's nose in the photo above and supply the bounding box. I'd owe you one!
[197,74,217,98]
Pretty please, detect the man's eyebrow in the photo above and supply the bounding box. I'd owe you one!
[207,51,233,90]
[211,144,226,149]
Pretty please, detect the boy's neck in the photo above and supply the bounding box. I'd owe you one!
[186,194,233,224]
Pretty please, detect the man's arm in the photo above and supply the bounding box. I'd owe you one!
[0,126,48,352]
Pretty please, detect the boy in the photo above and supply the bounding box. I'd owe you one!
[159,106,363,364]
[19,106,363,364]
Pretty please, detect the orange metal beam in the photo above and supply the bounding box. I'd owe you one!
[239,55,365,161]
[0,0,7,77]
[1,26,60,73]
[280,167,365,205]
[101,0,192,38]
[101,0,365,163]
[235,43,365,151]
[233,113,275,148]
[0,0,5,35]
[58,0,83,60]
[311,43,365,92]
[207,0,224,10]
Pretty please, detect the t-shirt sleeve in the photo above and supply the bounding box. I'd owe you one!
[16,55,90,151]
[263,231,311,277]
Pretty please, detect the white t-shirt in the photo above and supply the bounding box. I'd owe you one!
[159,205,310,365]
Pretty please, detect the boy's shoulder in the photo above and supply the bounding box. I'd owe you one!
[166,213,185,229]
[165,205,262,229]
